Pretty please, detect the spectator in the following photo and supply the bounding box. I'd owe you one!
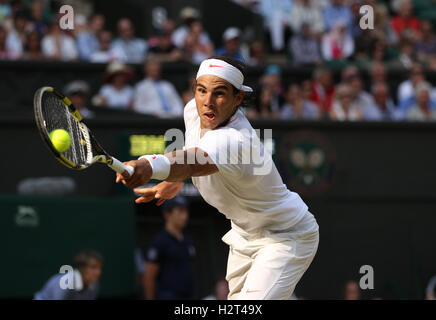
[147,29,182,62]
[373,3,398,46]
[143,196,195,300]
[34,250,103,300]
[215,27,244,62]
[90,30,126,63]
[111,18,147,63]
[369,61,386,84]
[28,0,48,38]
[425,275,436,300]
[289,22,322,67]
[257,0,293,52]
[41,18,78,61]
[369,82,399,121]
[415,20,436,64]
[22,30,43,60]
[289,0,324,36]
[343,280,361,300]
[348,74,378,119]
[340,65,359,85]
[330,84,363,121]
[370,39,389,65]
[254,65,285,119]
[321,20,354,61]
[405,82,436,121]
[172,7,212,50]
[76,13,105,61]
[133,59,184,117]
[182,20,214,65]
[63,80,94,118]
[311,67,336,115]
[202,278,229,300]
[0,0,12,25]
[182,73,196,106]
[0,26,12,59]
[390,0,420,41]
[0,25,22,59]
[281,83,320,120]
[322,0,352,34]
[390,40,415,70]
[6,10,28,59]
[246,40,265,66]
[95,61,134,110]
[397,63,426,107]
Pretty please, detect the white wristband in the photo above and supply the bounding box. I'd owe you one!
[139,154,171,180]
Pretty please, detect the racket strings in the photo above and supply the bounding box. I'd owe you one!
[41,92,90,167]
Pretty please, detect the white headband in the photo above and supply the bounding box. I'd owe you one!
[196,58,253,92]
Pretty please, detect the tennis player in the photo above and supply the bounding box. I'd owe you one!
[116,56,319,300]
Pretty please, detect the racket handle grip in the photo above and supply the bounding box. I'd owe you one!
[109,157,135,177]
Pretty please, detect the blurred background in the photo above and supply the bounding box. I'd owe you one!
[1,0,436,300]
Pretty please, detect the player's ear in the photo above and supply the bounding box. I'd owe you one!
[235,90,244,107]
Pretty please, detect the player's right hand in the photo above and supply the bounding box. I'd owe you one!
[115,158,152,188]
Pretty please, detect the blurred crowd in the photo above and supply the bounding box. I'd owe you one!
[0,0,436,121]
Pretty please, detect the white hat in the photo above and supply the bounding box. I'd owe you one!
[223,27,241,41]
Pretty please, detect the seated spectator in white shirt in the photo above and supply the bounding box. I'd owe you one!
[0,26,19,59]
[111,18,147,64]
[321,20,354,61]
[330,84,363,121]
[368,82,400,121]
[94,61,134,110]
[405,82,436,121]
[133,59,183,118]
[281,83,320,120]
[6,10,29,59]
[41,18,78,61]
[90,30,126,63]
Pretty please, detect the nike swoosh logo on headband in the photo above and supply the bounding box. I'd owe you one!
[209,64,223,68]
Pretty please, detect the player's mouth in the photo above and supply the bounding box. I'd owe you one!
[203,112,216,121]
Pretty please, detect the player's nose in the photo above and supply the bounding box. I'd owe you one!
[203,92,214,107]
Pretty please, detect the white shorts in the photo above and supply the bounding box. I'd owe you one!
[222,211,319,300]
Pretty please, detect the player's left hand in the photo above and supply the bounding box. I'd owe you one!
[115,158,152,188]
[134,181,184,206]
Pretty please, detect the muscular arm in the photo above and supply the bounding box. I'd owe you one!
[144,262,159,300]
[165,147,218,182]
[116,147,218,189]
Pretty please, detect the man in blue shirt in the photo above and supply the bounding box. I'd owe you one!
[143,196,195,300]
[34,250,103,300]
[323,0,353,34]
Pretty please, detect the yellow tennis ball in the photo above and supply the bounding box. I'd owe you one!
[49,129,71,153]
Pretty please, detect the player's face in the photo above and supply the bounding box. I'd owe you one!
[195,75,244,130]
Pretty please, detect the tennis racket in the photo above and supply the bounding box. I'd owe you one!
[33,86,134,177]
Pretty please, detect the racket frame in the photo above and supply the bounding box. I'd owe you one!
[34,86,134,176]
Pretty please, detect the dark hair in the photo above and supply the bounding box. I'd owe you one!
[196,55,255,109]
[73,250,103,271]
